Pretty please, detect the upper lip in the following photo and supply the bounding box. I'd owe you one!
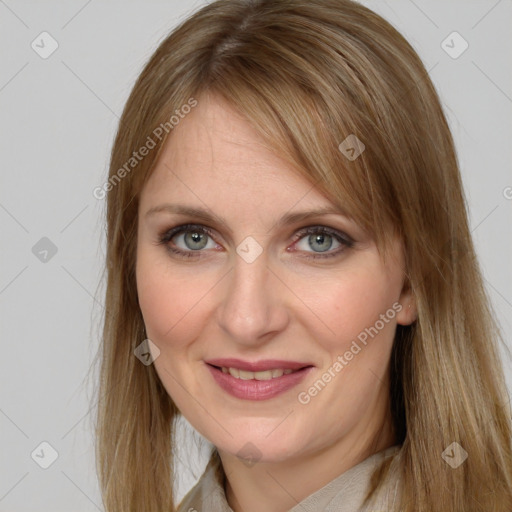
[205,358,313,372]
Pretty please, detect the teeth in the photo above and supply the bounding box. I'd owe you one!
[228,368,239,378]
[222,367,295,380]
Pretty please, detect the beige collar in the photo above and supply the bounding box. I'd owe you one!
[178,444,402,512]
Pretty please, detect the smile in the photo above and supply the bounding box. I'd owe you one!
[220,367,295,380]
[204,359,314,400]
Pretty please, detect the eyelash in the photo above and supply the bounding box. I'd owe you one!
[157,223,354,260]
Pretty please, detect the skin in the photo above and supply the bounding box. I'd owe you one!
[136,92,417,512]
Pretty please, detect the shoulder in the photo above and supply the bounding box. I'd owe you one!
[293,444,402,512]
[177,452,230,512]
[355,445,403,512]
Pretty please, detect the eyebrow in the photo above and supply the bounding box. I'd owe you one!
[144,203,352,233]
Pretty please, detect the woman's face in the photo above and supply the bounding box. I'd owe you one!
[136,93,415,463]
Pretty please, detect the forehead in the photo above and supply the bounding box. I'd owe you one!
[139,95,341,222]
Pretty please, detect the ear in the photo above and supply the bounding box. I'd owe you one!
[395,279,417,325]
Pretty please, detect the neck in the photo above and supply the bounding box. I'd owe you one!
[219,398,396,512]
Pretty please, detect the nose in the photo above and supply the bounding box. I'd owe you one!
[215,252,290,347]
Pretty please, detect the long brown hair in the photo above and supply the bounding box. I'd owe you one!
[92,1,512,510]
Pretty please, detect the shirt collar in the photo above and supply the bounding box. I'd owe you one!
[178,444,401,512]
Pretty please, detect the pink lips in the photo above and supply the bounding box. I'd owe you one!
[204,358,314,401]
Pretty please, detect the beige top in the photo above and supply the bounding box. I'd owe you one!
[177,444,402,512]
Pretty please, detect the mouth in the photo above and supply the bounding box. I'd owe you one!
[204,359,314,401]
[217,366,297,380]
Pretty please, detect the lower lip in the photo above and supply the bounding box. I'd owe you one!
[205,364,313,401]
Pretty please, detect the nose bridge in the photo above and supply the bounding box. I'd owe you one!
[216,252,287,344]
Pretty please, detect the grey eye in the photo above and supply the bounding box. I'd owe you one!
[295,232,341,253]
[175,230,213,250]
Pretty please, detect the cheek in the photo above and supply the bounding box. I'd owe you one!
[290,267,400,435]
[291,265,400,355]
[136,249,218,351]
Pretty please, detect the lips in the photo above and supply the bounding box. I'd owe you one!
[204,358,314,401]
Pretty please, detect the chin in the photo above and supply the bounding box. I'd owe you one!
[214,429,307,465]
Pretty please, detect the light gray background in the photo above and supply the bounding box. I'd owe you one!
[1,1,511,510]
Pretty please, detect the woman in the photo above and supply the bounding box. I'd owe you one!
[94,0,512,510]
